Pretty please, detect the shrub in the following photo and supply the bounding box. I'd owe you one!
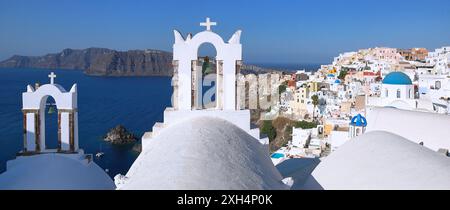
[338,70,348,80]
[261,120,277,141]
[293,120,318,129]
[278,84,287,95]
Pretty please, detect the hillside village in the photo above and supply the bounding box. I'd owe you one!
[252,46,450,164]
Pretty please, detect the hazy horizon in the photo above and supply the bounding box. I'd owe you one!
[1,0,449,64]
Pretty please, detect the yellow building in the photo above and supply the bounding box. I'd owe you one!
[307,82,319,92]
[329,67,337,74]
[323,124,333,136]
[289,87,310,118]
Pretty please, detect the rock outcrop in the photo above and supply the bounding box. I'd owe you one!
[104,125,138,145]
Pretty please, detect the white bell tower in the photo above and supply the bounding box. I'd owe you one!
[349,114,367,138]
[22,72,79,154]
[141,18,269,152]
[172,17,242,110]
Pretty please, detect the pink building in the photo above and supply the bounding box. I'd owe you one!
[372,47,402,64]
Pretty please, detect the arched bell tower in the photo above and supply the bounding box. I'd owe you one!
[141,18,270,152]
[172,17,242,110]
[349,114,367,138]
[22,72,79,154]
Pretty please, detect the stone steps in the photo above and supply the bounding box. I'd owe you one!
[151,122,165,136]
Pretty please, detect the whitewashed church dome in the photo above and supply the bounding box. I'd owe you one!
[0,153,115,190]
[117,117,288,190]
[302,131,450,190]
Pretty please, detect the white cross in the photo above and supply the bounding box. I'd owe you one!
[200,17,217,31]
[48,72,56,84]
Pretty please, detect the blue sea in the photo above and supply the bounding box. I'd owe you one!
[0,68,172,177]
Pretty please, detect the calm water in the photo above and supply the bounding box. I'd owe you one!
[0,68,172,177]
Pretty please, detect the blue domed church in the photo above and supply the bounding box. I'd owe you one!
[366,71,434,111]
[382,71,414,100]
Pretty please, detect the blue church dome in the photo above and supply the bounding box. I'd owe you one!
[350,114,367,127]
[335,79,341,84]
[327,74,335,78]
[382,72,412,85]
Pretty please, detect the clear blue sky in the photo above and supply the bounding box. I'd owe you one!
[0,0,449,64]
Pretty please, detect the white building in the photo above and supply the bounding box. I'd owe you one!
[418,74,448,95]
[332,51,357,66]
[426,46,450,74]
[292,128,311,148]
[367,59,391,73]
[367,71,434,111]
[301,131,450,190]
[348,114,367,138]
[366,107,450,152]
[381,71,415,102]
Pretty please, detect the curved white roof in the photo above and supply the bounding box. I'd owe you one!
[0,153,115,190]
[385,100,415,110]
[366,107,450,151]
[118,117,288,190]
[302,131,450,190]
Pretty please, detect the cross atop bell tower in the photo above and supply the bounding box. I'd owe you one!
[48,72,56,84]
[200,17,217,31]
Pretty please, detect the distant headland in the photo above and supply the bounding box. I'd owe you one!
[0,48,285,76]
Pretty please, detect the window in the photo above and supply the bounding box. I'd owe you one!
[385,89,389,97]
[435,81,442,90]
[397,89,401,98]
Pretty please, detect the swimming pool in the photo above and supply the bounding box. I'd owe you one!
[271,153,285,159]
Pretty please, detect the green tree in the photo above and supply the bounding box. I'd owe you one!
[278,84,287,95]
[202,56,213,75]
[311,94,319,120]
[293,120,318,129]
[261,120,276,142]
[337,70,348,80]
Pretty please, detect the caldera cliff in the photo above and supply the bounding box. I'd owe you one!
[0,47,281,76]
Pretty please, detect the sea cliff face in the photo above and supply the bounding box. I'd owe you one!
[0,48,174,76]
[85,49,173,76]
[0,48,280,76]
